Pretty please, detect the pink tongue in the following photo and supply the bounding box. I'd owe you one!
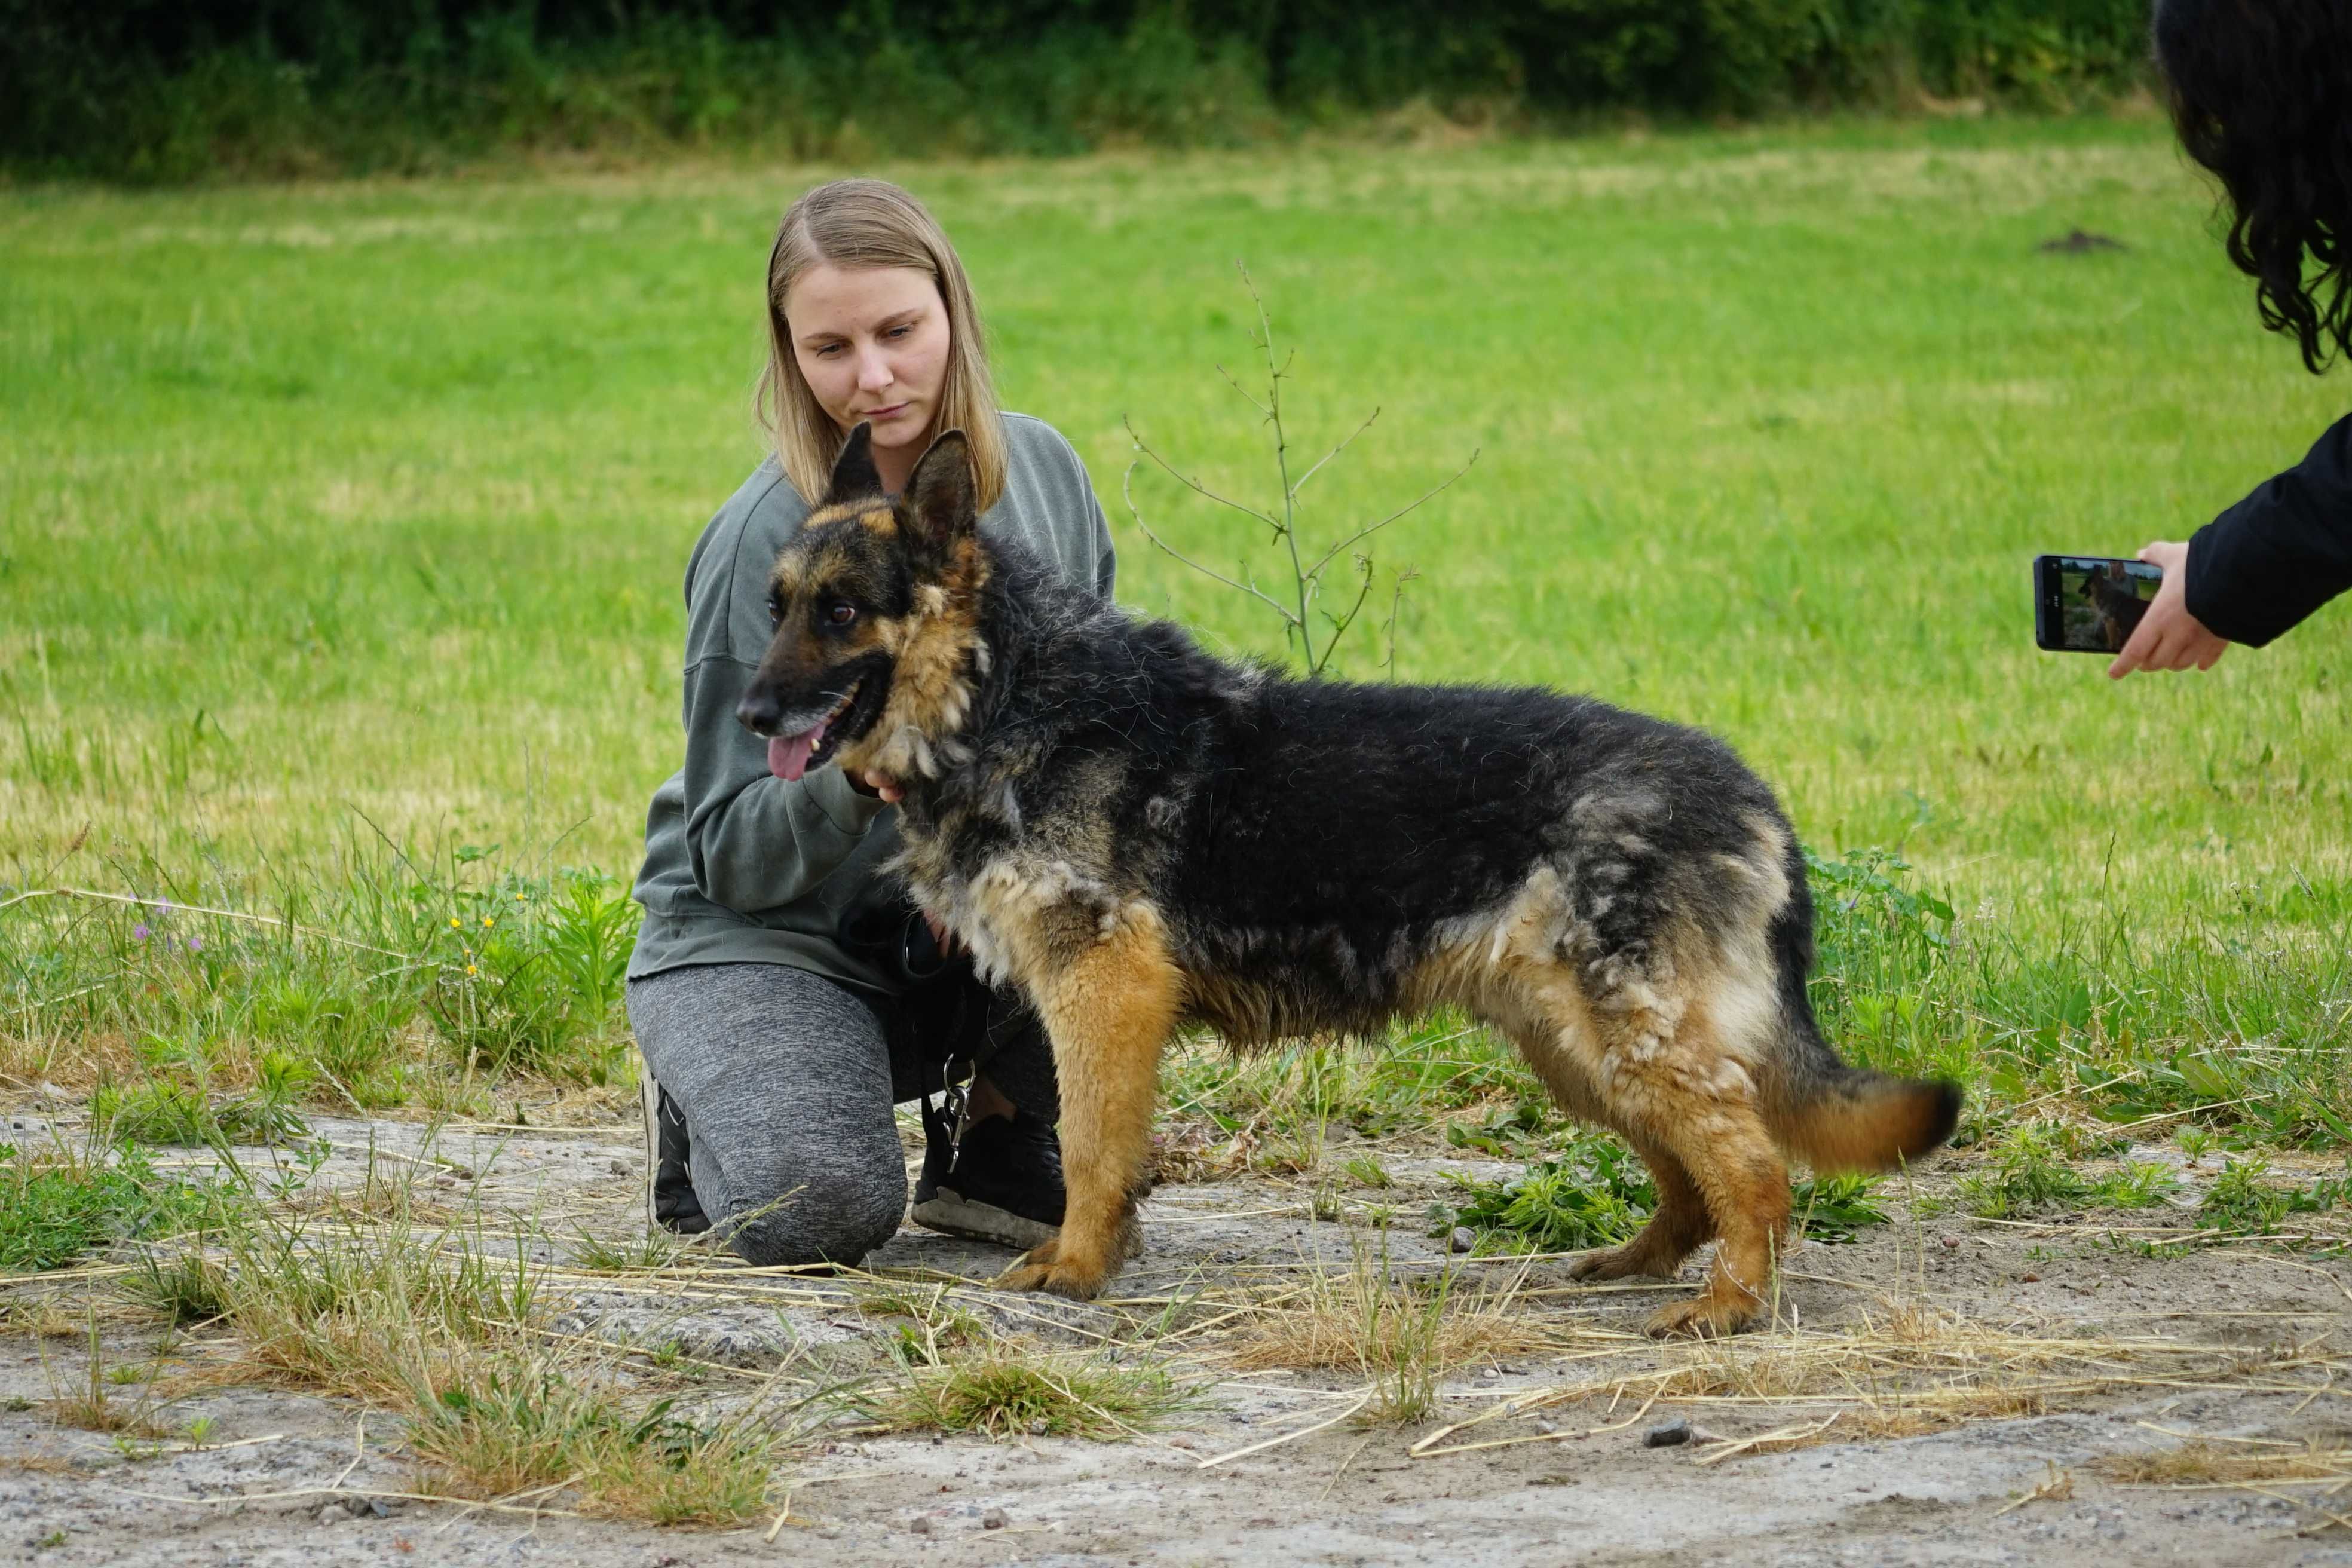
[768,725,824,782]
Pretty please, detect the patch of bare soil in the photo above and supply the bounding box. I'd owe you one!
[6,1113,2352,1566]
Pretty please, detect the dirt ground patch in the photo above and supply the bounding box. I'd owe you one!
[7,1107,2352,1567]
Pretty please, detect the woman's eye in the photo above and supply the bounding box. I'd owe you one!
[886,324,911,339]
[826,601,857,626]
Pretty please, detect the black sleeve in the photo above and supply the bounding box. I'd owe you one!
[2185,412,2352,647]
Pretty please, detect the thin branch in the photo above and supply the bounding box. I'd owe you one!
[1304,448,1481,583]
[1291,408,1380,499]
[1236,262,1314,669]
[1124,418,1281,532]
[1214,362,1272,421]
[1309,556,1380,679]
[1382,568,1419,682]
[1121,461,1300,627]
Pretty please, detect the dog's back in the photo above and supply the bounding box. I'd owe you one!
[1155,673,1956,1177]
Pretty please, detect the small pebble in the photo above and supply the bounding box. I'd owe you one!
[317,1503,352,1524]
[1534,1419,1559,1435]
[1643,1420,1692,1448]
[982,1509,1007,1530]
[910,1516,933,1535]
[1027,1417,1050,1435]
[1939,1235,1961,1250]
[1448,1227,1475,1254]
[1166,1435,1196,1450]
[609,1159,630,1177]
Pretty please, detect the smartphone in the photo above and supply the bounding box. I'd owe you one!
[2034,555,2161,654]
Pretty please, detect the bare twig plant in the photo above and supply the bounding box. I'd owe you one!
[1123,263,1475,679]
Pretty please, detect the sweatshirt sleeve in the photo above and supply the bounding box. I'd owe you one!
[678,655,888,916]
[674,474,889,918]
[2185,413,2352,647]
[1084,452,1118,599]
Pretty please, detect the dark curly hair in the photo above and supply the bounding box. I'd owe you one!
[2155,0,2352,372]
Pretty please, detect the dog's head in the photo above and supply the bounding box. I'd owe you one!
[736,424,988,784]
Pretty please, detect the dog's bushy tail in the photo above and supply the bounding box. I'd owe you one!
[1757,863,1962,1173]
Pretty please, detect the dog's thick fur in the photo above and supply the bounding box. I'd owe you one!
[738,427,1961,1337]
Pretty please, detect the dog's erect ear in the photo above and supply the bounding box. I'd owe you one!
[901,430,976,555]
[822,423,884,507]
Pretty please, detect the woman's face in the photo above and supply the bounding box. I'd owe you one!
[786,263,951,469]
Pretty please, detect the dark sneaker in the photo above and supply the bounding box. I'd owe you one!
[910,1108,1065,1251]
[639,1064,710,1236]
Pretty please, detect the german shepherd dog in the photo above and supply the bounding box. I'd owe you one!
[738,427,1961,1337]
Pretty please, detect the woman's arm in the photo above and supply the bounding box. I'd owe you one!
[679,654,889,914]
[2111,413,2352,676]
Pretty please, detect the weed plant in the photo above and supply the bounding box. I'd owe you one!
[1,837,638,1113]
[864,1348,1197,1440]
[0,1141,228,1274]
[41,1317,172,1439]
[2198,1156,2351,1235]
[1435,1137,1894,1254]
[410,1356,785,1525]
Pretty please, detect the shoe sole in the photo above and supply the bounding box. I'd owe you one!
[909,1189,1061,1252]
[639,1059,662,1232]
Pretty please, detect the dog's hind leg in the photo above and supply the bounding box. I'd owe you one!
[1493,1007,1717,1285]
[1633,1102,1789,1339]
[993,909,1183,1302]
[1566,987,1791,1339]
[1565,1135,1714,1284]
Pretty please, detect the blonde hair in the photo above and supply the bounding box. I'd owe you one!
[757,179,1007,513]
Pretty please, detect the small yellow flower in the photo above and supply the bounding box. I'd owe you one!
[449,916,461,929]
[514,892,526,902]
[466,964,478,976]
[480,915,494,927]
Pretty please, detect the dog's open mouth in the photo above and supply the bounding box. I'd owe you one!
[767,682,862,783]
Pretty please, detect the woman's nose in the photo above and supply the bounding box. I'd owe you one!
[855,347,892,391]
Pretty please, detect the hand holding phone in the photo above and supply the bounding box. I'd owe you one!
[2102,541,2228,679]
[2035,554,2161,653]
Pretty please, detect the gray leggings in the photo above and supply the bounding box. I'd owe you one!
[626,962,1057,1267]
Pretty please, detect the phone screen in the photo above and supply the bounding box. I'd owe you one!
[2040,556,2161,653]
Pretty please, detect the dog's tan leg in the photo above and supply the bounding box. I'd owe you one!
[994,918,1181,1301]
[1637,1111,1788,1339]
[1555,983,1790,1339]
[1566,1135,1714,1284]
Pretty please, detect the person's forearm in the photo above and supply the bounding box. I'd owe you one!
[675,656,886,914]
[687,765,885,913]
[2185,413,2352,647]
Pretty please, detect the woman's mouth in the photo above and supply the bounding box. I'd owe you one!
[858,402,911,423]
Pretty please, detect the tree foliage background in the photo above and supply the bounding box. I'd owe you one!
[5,0,2157,180]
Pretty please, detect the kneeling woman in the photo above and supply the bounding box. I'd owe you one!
[626,179,1113,1264]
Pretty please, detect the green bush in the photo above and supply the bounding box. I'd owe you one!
[1,1,2157,183]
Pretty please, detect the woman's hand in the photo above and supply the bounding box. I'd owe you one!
[858,768,905,804]
[2108,541,2230,679]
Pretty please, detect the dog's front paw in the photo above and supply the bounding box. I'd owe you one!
[993,1238,1113,1300]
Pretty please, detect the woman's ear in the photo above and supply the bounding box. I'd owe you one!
[902,429,976,553]
[822,422,884,506]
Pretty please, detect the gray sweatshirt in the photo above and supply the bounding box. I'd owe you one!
[627,413,1116,992]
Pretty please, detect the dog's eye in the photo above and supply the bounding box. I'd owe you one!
[825,600,858,627]
[767,601,783,629]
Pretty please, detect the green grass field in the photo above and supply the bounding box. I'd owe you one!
[3,116,2348,1135]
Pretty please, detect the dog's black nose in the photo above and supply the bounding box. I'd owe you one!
[736,689,782,736]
